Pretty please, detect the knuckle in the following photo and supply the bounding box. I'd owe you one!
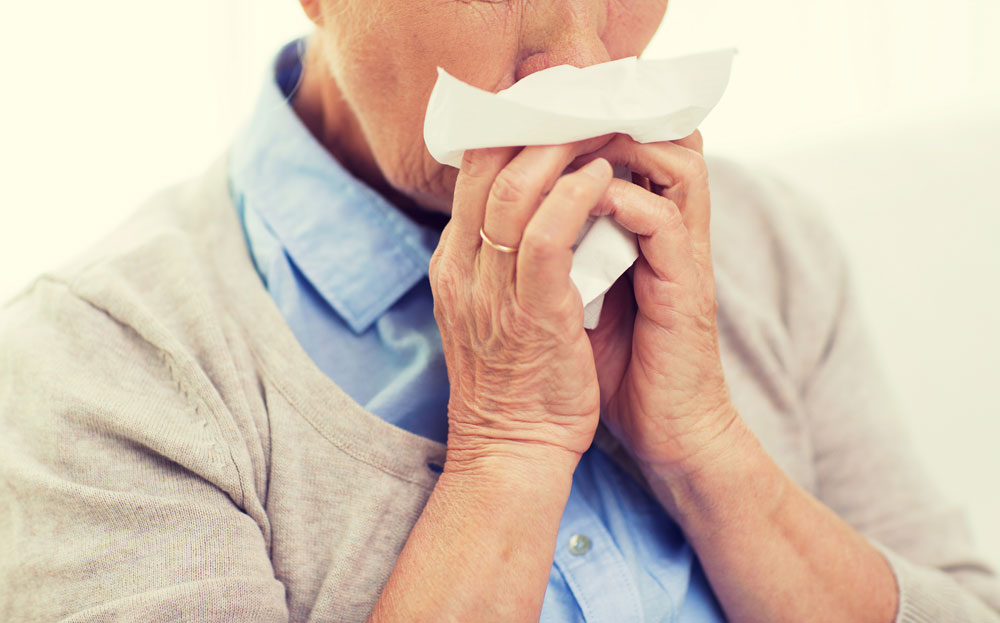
[535,227,560,249]
[462,147,516,181]
[636,275,684,315]
[428,257,444,287]
[661,199,684,228]
[607,132,634,152]
[490,166,531,205]
[574,134,615,158]
[566,182,591,203]
[601,178,626,211]
[687,129,704,150]
[553,175,592,203]
[684,151,708,183]
[430,262,460,308]
[461,149,491,179]
[521,228,559,260]
[428,244,446,279]
[431,296,451,326]
[693,129,705,150]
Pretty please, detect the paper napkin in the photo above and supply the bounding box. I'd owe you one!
[423,48,737,327]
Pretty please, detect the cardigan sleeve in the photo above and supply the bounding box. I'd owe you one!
[0,278,288,622]
[771,175,1000,622]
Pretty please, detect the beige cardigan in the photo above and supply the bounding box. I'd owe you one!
[1,152,998,622]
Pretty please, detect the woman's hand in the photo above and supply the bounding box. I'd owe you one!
[376,137,628,623]
[430,135,619,469]
[574,131,742,482]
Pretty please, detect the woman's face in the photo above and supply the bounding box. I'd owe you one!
[305,0,668,212]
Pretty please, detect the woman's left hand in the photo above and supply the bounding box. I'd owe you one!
[574,131,742,482]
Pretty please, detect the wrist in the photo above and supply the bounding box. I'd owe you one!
[374,422,581,623]
[638,416,786,536]
[437,438,579,546]
[445,432,582,484]
[445,405,593,478]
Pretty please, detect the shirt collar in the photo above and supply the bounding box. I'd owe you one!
[229,38,441,334]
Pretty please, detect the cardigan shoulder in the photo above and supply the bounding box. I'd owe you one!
[0,154,270,518]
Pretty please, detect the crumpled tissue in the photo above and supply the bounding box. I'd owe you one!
[423,48,737,328]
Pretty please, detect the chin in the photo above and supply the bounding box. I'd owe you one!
[398,156,460,216]
[408,180,456,215]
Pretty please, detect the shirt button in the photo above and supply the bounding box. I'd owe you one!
[568,534,592,556]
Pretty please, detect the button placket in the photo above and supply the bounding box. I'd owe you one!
[552,485,646,623]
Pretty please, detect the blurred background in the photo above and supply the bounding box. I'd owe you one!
[1,1,997,565]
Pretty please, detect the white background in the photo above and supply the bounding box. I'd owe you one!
[2,1,998,568]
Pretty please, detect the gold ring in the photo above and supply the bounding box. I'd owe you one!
[479,226,519,253]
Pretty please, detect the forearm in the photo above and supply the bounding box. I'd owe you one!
[369,443,578,623]
[644,417,898,623]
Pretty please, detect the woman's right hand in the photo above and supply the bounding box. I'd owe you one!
[374,137,617,623]
[429,135,617,469]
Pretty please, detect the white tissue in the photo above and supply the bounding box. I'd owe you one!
[423,48,737,328]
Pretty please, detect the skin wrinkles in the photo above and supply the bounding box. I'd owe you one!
[297,2,901,621]
[295,0,663,225]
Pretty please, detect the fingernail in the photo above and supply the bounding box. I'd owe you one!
[582,157,611,178]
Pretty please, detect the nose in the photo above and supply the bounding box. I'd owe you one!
[515,35,611,82]
[513,0,610,83]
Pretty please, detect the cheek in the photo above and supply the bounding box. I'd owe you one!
[605,0,667,57]
[337,4,520,191]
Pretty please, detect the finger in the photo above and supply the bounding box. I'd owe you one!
[449,146,520,256]
[515,157,614,313]
[429,217,454,279]
[592,178,698,286]
[571,134,711,250]
[484,135,616,248]
[672,129,704,155]
[479,134,616,279]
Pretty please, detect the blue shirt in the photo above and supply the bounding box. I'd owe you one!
[229,38,726,623]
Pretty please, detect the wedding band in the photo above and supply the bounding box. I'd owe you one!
[479,226,519,254]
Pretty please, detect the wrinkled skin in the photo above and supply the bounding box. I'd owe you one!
[297,0,737,476]
[295,0,666,215]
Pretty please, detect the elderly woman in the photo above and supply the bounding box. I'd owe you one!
[2,0,999,621]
